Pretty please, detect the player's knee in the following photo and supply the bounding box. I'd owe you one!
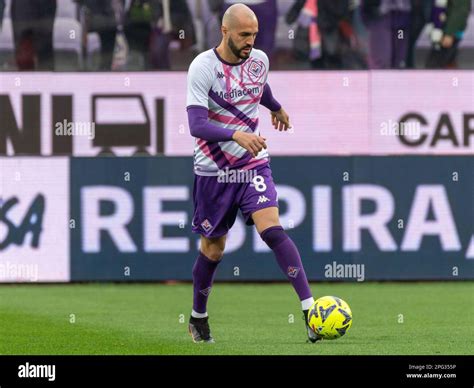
[260,225,288,249]
[201,246,224,261]
[200,237,226,262]
[204,249,224,262]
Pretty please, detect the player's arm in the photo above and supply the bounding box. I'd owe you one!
[186,59,235,142]
[259,52,291,132]
[187,106,235,142]
[260,83,291,132]
[260,83,281,112]
[187,107,267,157]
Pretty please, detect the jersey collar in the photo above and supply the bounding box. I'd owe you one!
[213,47,249,66]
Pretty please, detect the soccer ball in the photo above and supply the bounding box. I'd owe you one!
[307,296,352,340]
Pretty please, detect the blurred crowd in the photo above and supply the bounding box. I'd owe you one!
[0,0,472,71]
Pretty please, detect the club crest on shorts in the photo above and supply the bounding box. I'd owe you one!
[287,266,300,278]
[199,287,212,296]
[201,219,213,232]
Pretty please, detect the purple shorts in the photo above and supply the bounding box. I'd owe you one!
[192,162,279,238]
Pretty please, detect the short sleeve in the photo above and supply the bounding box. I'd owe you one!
[186,57,213,109]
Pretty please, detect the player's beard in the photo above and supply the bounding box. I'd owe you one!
[228,36,252,60]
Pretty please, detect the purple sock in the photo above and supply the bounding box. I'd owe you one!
[261,226,312,302]
[192,252,220,314]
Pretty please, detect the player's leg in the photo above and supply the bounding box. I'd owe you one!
[189,172,240,343]
[239,164,320,342]
[189,235,226,343]
[192,235,226,317]
[252,207,320,342]
[252,206,314,310]
[240,164,314,309]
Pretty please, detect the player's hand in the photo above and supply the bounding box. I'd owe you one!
[271,108,291,131]
[232,131,267,158]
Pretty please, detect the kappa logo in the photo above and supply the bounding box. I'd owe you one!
[200,287,212,296]
[201,219,213,232]
[256,195,269,205]
[217,71,225,79]
[287,266,300,278]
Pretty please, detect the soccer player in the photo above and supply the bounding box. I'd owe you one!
[186,3,318,343]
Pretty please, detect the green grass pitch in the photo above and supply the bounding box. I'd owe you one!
[0,282,472,355]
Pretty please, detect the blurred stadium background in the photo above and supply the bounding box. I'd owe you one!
[0,0,473,355]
